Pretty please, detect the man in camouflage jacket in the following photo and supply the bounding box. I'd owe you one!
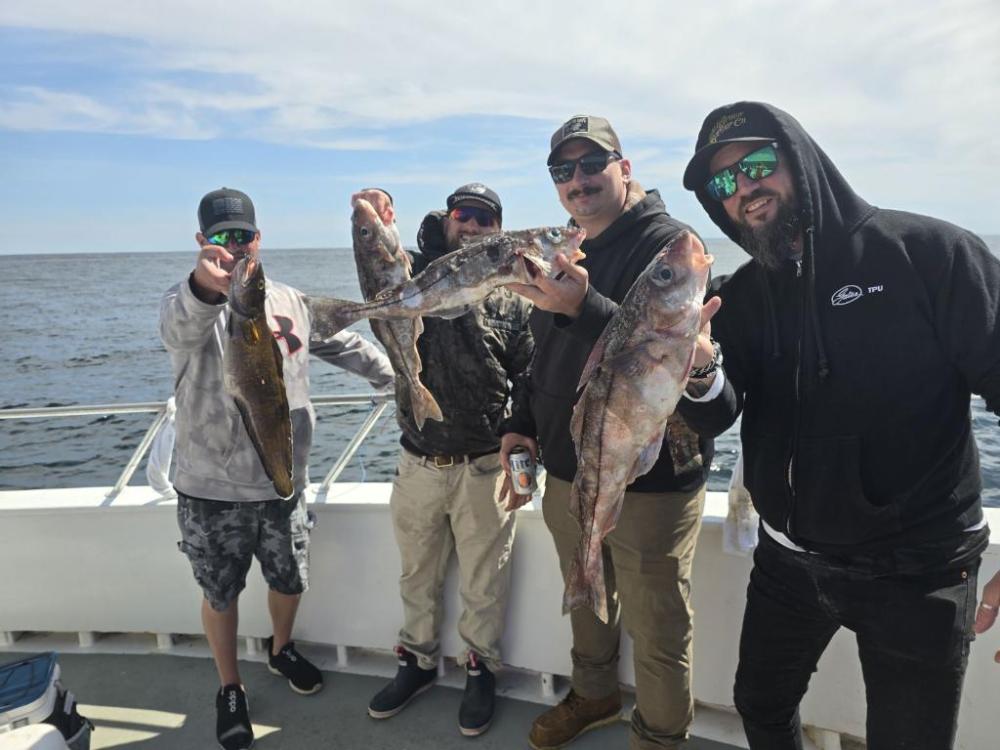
[360,184,533,737]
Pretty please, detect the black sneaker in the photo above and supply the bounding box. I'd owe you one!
[215,684,254,750]
[459,652,495,737]
[265,636,324,695]
[368,646,437,719]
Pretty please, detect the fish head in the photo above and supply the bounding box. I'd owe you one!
[502,226,587,280]
[640,231,713,330]
[352,197,405,265]
[228,255,267,318]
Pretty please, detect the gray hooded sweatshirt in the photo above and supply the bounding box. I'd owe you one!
[160,275,393,501]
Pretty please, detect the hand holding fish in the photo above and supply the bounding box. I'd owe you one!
[192,234,238,300]
[508,253,589,318]
[974,569,1000,663]
[690,296,723,369]
[500,432,539,511]
[351,188,395,226]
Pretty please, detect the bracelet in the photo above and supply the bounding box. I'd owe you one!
[689,339,722,379]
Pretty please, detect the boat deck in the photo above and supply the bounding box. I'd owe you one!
[2,640,748,750]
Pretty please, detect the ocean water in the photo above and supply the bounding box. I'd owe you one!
[2,235,999,506]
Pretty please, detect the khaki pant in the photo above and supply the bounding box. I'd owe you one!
[543,475,705,750]
[390,448,514,671]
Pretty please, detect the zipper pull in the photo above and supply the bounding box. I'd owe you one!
[794,259,803,278]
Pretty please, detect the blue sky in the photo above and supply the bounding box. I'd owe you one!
[1,0,998,255]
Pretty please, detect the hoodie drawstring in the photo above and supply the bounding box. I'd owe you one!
[803,225,830,381]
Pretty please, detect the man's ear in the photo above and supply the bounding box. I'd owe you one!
[620,158,632,183]
[195,232,206,246]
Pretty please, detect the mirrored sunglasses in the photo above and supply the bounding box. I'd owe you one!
[705,142,779,201]
[448,205,498,228]
[549,151,620,184]
[208,229,257,246]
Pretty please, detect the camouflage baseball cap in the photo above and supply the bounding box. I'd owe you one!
[547,115,623,165]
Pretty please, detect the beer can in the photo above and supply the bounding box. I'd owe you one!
[509,447,537,496]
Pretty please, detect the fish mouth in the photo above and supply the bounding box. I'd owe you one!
[667,231,713,271]
[521,227,587,279]
[235,256,258,286]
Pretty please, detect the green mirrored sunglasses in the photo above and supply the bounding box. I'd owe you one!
[705,142,779,201]
[208,229,256,246]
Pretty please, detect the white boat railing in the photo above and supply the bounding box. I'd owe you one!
[0,393,394,499]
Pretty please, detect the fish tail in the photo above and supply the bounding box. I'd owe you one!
[562,540,610,624]
[409,382,444,430]
[306,296,364,340]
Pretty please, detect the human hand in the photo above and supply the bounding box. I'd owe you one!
[191,233,237,300]
[974,569,1000,663]
[690,296,723,369]
[507,254,589,318]
[500,432,538,511]
[352,188,395,226]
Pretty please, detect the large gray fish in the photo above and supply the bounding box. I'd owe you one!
[307,226,586,337]
[351,197,442,429]
[223,256,294,499]
[564,231,712,623]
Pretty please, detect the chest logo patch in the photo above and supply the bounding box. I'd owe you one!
[831,284,863,306]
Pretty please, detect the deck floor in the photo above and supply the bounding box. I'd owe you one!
[20,651,746,749]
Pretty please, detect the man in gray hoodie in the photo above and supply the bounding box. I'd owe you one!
[159,187,393,750]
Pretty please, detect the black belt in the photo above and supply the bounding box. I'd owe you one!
[402,444,499,468]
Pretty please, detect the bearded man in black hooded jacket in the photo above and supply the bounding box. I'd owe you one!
[681,101,1000,749]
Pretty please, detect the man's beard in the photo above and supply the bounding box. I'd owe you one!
[736,192,801,270]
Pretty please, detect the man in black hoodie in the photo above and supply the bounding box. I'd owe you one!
[502,115,720,750]
[682,101,1000,749]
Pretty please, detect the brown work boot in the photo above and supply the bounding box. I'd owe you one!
[528,688,622,749]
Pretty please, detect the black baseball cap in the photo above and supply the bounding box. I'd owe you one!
[683,103,780,190]
[446,183,502,221]
[547,115,622,165]
[198,188,258,236]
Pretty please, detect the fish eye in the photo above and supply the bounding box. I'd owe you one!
[257,279,265,290]
[655,267,674,282]
[360,227,370,237]
[547,229,562,241]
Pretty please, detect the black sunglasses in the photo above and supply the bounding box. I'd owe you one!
[548,151,621,184]
[448,205,498,228]
[208,229,257,246]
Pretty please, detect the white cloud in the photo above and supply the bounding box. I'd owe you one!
[1,0,998,232]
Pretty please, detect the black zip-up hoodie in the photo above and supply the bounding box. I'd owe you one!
[684,102,1000,563]
[503,184,712,492]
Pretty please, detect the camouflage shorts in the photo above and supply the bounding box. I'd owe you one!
[176,492,315,611]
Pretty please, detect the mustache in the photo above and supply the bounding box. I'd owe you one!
[739,187,779,215]
[567,185,602,200]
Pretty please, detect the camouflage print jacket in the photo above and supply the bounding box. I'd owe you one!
[395,212,534,456]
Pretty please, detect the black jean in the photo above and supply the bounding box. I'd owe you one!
[734,531,979,750]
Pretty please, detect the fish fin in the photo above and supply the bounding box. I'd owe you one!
[409,382,444,430]
[627,427,667,485]
[577,337,609,389]
[607,343,660,379]
[305,296,362,340]
[523,255,553,277]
